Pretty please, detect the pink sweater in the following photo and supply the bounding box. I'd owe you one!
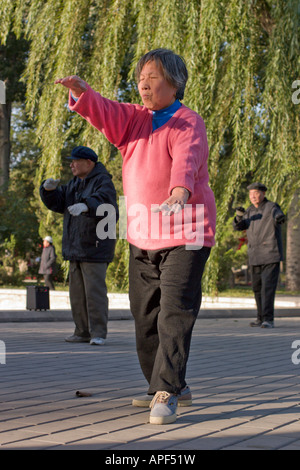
[69,85,216,250]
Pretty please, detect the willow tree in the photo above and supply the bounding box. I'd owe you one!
[0,0,299,291]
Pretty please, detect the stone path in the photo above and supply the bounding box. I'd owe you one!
[0,318,300,451]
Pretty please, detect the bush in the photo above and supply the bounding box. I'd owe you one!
[0,235,26,286]
[216,217,249,291]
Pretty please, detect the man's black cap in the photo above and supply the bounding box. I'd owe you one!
[247,182,267,192]
[67,146,98,163]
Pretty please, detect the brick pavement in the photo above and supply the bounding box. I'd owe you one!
[0,317,300,451]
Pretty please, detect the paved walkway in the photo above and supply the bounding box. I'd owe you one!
[1,317,300,451]
[1,289,300,321]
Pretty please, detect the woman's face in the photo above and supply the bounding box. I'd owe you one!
[138,60,177,111]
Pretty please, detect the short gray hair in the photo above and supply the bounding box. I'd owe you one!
[135,48,188,100]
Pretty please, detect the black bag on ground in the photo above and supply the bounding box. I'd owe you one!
[26,286,50,311]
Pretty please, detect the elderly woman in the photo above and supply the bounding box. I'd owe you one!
[38,236,57,290]
[56,48,216,425]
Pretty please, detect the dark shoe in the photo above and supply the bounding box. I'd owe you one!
[249,320,262,327]
[65,334,90,343]
[261,321,274,328]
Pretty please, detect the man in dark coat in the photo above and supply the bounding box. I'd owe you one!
[40,146,118,345]
[38,236,57,290]
[233,182,285,328]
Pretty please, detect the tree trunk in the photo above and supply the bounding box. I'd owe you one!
[0,102,11,188]
[286,190,300,291]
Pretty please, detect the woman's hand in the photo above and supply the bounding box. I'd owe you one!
[55,75,87,98]
[151,187,190,216]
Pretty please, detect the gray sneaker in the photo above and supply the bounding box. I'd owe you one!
[90,337,106,345]
[132,385,192,408]
[261,321,274,328]
[149,391,178,425]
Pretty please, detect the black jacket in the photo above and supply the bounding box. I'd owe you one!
[40,162,119,263]
[233,198,285,266]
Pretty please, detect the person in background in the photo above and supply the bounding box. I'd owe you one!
[40,146,118,346]
[233,182,285,329]
[55,48,216,425]
[38,236,56,290]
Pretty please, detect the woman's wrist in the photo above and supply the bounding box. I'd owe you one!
[171,186,190,203]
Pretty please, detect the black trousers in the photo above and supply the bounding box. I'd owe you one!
[250,263,280,322]
[43,274,55,291]
[129,244,211,395]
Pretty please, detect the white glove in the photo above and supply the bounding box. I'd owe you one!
[67,203,88,216]
[151,202,183,216]
[235,206,246,217]
[44,178,60,191]
[151,188,188,216]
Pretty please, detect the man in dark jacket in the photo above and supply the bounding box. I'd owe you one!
[233,182,285,328]
[38,236,57,290]
[40,146,118,345]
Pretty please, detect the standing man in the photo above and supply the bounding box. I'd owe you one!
[40,146,118,345]
[233,182,285,328]
[38,235,57,290]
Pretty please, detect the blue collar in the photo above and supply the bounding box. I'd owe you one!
[152,100,182,131]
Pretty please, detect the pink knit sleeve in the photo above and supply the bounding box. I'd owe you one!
[168,111,209,197]
[69,84,137,149]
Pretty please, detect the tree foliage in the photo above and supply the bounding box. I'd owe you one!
[0,0,299,292]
